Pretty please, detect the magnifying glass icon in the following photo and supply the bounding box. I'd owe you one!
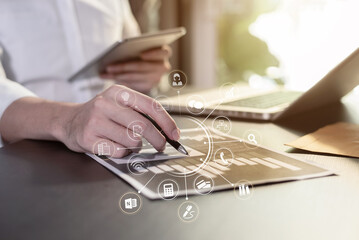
[247,134,258,145]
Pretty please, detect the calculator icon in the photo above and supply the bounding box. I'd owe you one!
[163,183,174,197]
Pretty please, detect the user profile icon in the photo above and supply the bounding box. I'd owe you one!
[168,70,187,90]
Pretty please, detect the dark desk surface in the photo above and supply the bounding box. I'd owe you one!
[1,98,359,240]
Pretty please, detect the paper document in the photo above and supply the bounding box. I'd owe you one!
[87,128,333,199]
[109,143,204,164]
[286,122,359,158]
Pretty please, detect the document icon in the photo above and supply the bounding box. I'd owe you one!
[124,198,137,209]
[98,142,111,156]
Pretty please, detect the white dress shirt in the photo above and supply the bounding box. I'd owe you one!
[0,0,140,120]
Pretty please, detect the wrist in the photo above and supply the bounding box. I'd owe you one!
[50,102,80,143]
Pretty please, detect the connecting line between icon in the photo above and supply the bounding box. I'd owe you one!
[200,100,224,125]
[208,165,234,186]
[204,139,242,144]
[138,174,157,194]
[177,91,181,115]
[184,168,188,200]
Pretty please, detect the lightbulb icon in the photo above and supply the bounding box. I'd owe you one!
[121,91,130,104]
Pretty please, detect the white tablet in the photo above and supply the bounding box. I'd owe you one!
[68,27,186,82]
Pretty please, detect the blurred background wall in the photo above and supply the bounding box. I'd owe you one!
[129,0,359,91]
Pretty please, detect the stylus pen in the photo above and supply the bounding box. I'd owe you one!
[139,112,189,155]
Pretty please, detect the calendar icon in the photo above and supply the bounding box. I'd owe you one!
[163,183,174,197]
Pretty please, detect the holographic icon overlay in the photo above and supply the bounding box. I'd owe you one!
[212,116,232,134]
[115,88,137,108]
[243,129,262,149]
[168,70,187,90]
[178,201,200,223]
[194,175,214,195]
[157,179,180,200]
[214,147,234,167]
[119,192,142,214]
[152,95,172,113]
[186,95,206,115]
[165,117,213,178]
[93,140,116,158]
[233,180,254,200]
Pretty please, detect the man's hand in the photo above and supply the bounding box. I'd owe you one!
[101,45,172,93]
[0,85,180,158]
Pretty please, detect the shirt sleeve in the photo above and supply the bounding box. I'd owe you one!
[121,0,141,38]
[0,46,37,146]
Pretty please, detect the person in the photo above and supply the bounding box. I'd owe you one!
[0,0,180,158]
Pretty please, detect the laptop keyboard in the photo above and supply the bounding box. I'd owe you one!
[223,91,302,109]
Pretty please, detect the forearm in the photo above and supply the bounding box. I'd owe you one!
[0,97,78,144]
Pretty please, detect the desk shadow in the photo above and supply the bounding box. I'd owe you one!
[2,140,115,186]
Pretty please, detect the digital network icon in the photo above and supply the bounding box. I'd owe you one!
[214,147,234,167]
[116,89,136,108]
[172,73,183,86]
[247,134,258,145]
[238,184,250,196]
[188,99,204,110]
[225,87,235,99]
[182,205,194,219]
[158,179,179,200]
[127,158,148,175]
[194,175,214,195]
[119,192,142,214]
[243,129,261,149]
[178,201,199,223]
[152,95,171,112]
[216,120,229,131]
[186,95,206,115]
[121,91,130,105]
[234,180,254,200]
[124,198,137,209]
[168,70,187,90]
[163,183,174,198]
[132,125,144,138]
[98,142,111,156]
[212,116,231,134]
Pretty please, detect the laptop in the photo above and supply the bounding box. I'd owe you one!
[161,48,359,121]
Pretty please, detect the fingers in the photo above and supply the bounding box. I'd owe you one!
[112,86,179,142]
[96,119,143,153]
[103,103,167,152]
[140,45,172,61]
[82,85,179,155]
[92,138,132,158]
